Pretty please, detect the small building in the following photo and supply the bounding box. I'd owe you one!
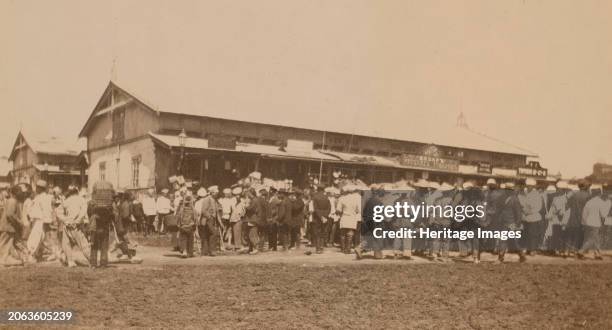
[8,130,87,190]
[79,81,549,192]
[0,156,11,189]
[587,162,612,186]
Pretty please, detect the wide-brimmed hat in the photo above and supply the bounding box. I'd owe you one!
[412,179,429,188]
[439,183,454,191]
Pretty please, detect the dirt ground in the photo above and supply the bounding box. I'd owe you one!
[2,234,612,329]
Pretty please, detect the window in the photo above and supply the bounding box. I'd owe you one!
[112,109,125,141]
[99,162,106,181]
[131,155,141,187]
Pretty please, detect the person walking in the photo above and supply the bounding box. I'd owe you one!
[88,180,115,268]
[519,178,544,255]
[578,185,611,260]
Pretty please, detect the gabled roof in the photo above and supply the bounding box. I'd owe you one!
[8,130,85,161]
[80,79,537,157]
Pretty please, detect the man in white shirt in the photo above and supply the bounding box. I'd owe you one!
[26,180,58,262]
[578,185,611,260]
[142,188,157,236]
[156,189,173,234]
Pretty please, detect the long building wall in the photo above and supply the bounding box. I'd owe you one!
[88,138,156,191]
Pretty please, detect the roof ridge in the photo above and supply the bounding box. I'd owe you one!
[463,126,538,157]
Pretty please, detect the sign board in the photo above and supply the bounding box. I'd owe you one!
[396,154,459,172]
[518,161,547,178]
[286,139,314,151]
[208,134,236,150]
[477,162,492,174]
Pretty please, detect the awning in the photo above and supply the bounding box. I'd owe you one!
[33,164,81,176]
[148,133,339,162]
[319,150,403,168]
[148,133,524,179]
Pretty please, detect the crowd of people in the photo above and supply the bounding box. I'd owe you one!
[1,170,611,268]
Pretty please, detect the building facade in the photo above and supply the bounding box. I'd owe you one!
[8,131,86,190]
[79,81,550,192]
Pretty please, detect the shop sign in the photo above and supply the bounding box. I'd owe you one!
[396,154,459,172]
[208,134,236,150]
[518,161,547,178]
[477,162,492,174]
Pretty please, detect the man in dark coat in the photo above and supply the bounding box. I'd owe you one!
[0,186,24,266]
[245,188,268,254]
[288,190,304,249]
[497,183,526,263]
[565,182,590,255]
[310,185,331,254]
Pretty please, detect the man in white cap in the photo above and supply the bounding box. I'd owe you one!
[545,181,570,256]
[218,187,236,248]
[142,188,157,236]
[156,188,173,234]
[26,179,59,262]
[229,187,246,251]
[519,178,544,255]
[578,184,611,260]
[198,186,221,256]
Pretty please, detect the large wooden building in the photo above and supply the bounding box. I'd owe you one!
[8,131,87,190]
[79,81,549,192]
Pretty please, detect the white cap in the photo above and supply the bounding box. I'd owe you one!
[208,185,219,193]
[161,188,169,194]
[439,183,454,191]
[413,179,429,188]
[462,181,474,189]
[223,188,231,194]
[197,187,208,197]
[505,182,515,189]
[486,178,497,185]
[249,171,262,180]
[525,178,537,186]
[556,181,569,189]
[232,187,243,195]
[546,185,557,192]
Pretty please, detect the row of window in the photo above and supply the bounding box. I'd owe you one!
[98,155,142,187]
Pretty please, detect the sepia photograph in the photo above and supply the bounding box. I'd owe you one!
[1,0,611,328]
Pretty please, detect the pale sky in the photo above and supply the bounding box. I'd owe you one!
[1,0,611,178]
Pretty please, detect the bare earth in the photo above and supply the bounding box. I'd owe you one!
[1,241,612,329]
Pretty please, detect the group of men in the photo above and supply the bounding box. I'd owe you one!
[0,179,142,268]
[358,177,612,263]
[2,174,610,267]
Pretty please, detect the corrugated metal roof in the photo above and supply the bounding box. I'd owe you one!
[110,80,537,157]
[148,133,339,161]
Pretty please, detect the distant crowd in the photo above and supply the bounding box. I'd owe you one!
[1,171,611,268]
